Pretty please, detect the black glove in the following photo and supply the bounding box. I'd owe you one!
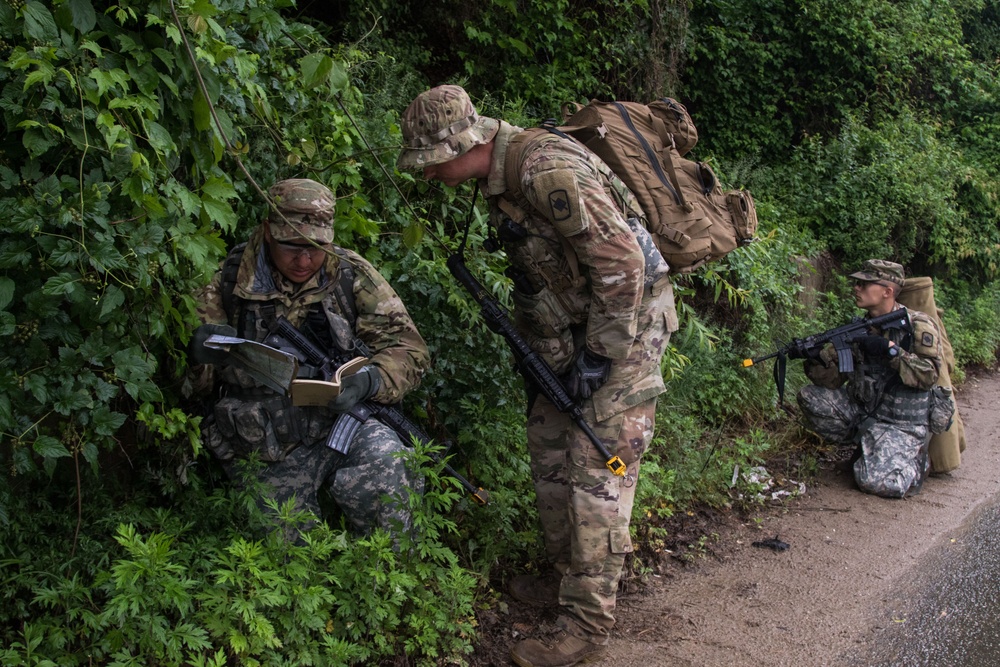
[328,366,381,414]
[564,347,611,402]
[189,323,237,366]
[857,335,891,358]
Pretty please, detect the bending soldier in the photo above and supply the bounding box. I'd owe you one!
[797,259,943,498]
[398,85,677,667]
[187,178,430,537]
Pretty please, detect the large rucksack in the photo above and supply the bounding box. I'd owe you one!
[506,98,758,273]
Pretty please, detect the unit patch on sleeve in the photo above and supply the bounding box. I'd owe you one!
[548,189,572,222]
[921,332,935,348]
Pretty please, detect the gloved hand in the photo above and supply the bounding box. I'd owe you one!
[564,347,611,402]
[857,335,891,358]
[189,323,237,366]
[328,366,381,414]
[785,340,820,361]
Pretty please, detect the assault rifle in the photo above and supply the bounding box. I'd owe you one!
[446,254,628,479]
[264,316,489,505]
[742,309,911,406]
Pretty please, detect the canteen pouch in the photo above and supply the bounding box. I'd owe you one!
[512,285,573,339]
[928,385,956,434]
[726,190,758,242]
[212,395,302,462]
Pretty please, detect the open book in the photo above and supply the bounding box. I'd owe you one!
[203,334,369,406]
[289,356,369,407]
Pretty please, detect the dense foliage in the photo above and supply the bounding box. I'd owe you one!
[3,0,1000,663]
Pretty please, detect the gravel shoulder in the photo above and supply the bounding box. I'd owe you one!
[599,371,1000,667]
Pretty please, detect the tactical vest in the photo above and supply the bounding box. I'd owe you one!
[850,318,929,422]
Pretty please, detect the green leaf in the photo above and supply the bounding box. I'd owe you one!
[329,61,348,93]
[299,53,334,89]
[66,0,96,34]
[53,385,92,415]
[201,197,237,232]
[0,395,12,430]
[23,374,48,404]
[145,120,177,156]
[402,223,424,248]
[89,68,130,97]
[33,436,70,459]
[22,1,58,42]
[0,277,13,310]
[0,312,14,336]
[99,285,124,320]
[42,272,82,297]
[91,406,126,437]
[201,176,236,201]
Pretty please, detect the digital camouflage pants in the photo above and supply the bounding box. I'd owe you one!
[797,384,930,498]
[226,418,421,537]
[527,395,656,644]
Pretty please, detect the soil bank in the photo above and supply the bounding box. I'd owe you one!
[599,371,1000,667]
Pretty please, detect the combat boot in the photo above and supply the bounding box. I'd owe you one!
[510,629,607,667]
[508,571,561,607]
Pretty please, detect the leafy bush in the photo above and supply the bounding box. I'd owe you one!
[0,446,478,665]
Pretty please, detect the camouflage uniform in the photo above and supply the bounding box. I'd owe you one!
[399,86,678,646]
[191,180,430,536]
[797,262,943,498]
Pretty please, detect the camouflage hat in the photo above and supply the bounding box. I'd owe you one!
[849,259,905,287]
[267,178,335,244]
[396,85,500,170]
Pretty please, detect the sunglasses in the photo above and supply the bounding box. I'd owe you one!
[274,240,329,260]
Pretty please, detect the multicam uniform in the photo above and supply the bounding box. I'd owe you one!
[483,121,678,643]
[797,306,942,497]
[192,227,430,533]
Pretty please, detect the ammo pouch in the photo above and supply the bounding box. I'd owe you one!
[928,385,956,434]
[511,285,572,339]
[211,394,303,462]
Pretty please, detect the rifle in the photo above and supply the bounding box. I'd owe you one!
[446,253,628,480]
[264,316,489,505]
[742,309,911,406]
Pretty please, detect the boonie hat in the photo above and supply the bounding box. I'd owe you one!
[267,178,335,244]
[849,259,905,287]
[396,85,500,170]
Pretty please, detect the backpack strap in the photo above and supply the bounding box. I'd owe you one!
[220,241,247,327]
[328,246,357,326]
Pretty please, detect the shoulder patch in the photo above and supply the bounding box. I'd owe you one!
[921,331,935,348]
[528,166,586,236]
[548,189,572,221]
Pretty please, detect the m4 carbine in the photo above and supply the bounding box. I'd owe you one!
[743,309,911,405]
[447,254,629,480]
[265,316,489,505]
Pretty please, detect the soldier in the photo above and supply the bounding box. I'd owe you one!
[797,259,944,498]
[187,178,430,538]
[398,85,677,667]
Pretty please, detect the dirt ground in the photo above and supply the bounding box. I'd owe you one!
[470,370,1000,667]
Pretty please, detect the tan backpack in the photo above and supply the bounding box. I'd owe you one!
[505,98,758,274]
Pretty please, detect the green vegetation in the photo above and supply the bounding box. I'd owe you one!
[2,0,1000,663]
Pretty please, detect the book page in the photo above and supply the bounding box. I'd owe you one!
[290,356,369,407]
[203,334,299,395]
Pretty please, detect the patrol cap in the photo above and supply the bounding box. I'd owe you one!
[849,259,905,287]
[396,85,500,170]
[267,178,335,244]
